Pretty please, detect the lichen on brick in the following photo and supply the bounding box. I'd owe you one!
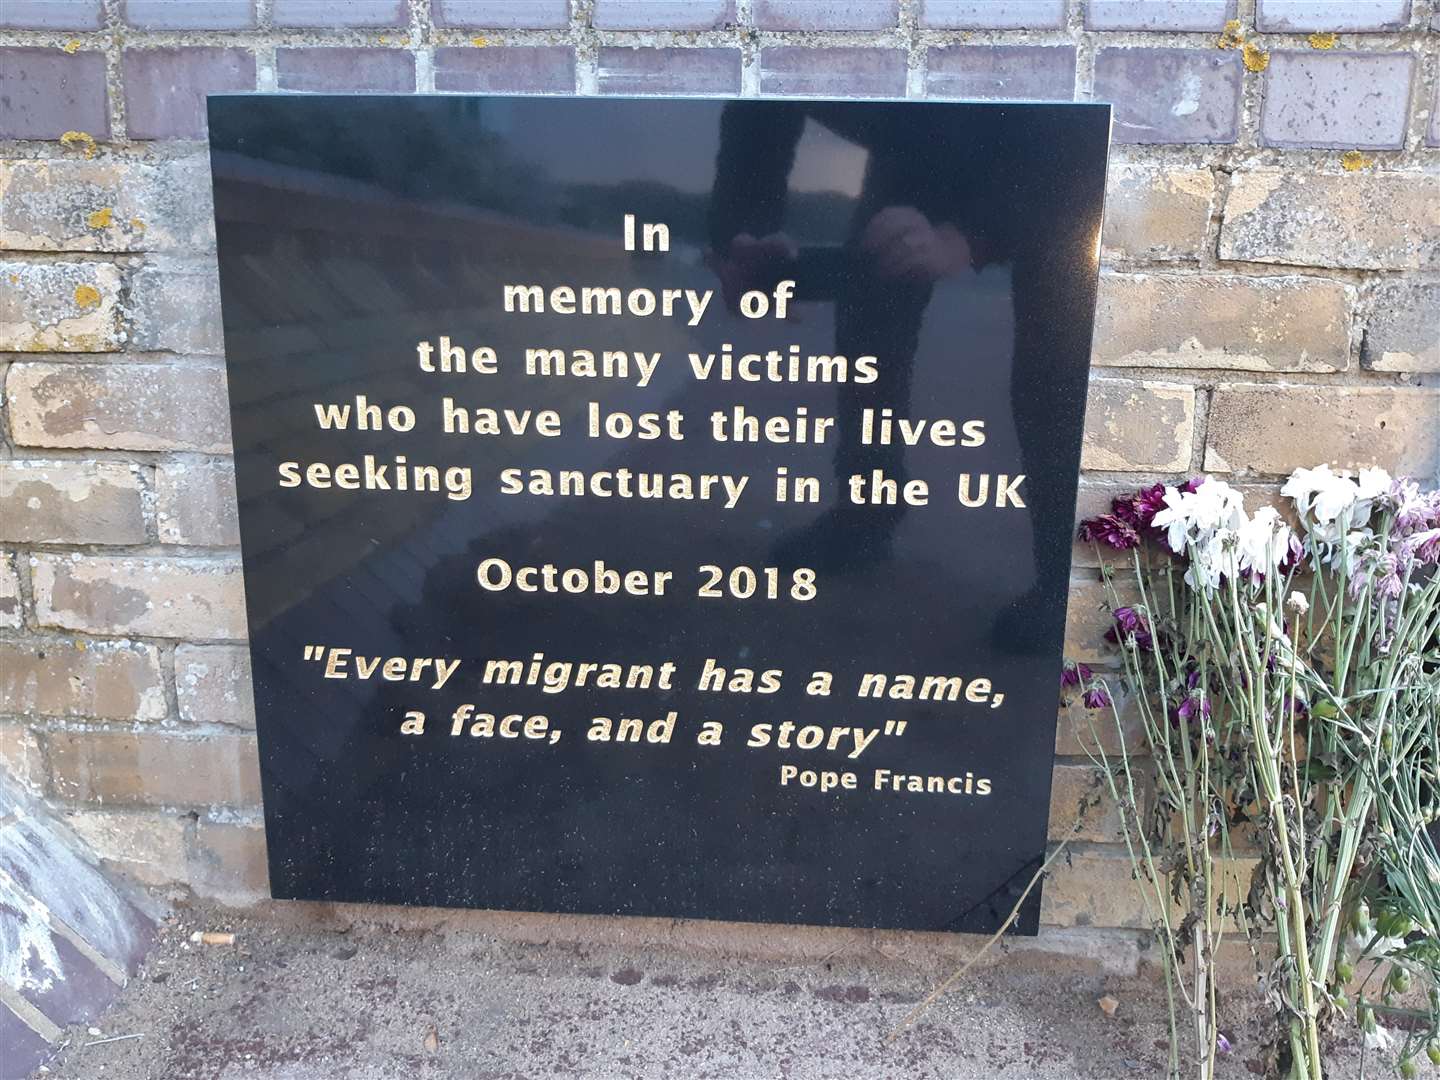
[1307,32,1338,49]
[59,131,97,159]
[1243,42,1270,73]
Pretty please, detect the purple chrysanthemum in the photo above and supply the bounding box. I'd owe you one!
[1176,693,1211,724]
[1133,483,1169,528]
[1109,483,1171,541]
[1078,513,1141,550]
[1105,606,1154,650]
[1082,686,1112,710]
[1060,661,1093,690]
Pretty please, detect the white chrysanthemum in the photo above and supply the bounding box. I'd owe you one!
[1235,506,1297,580]
[1282,464,1388,545]
[1357,466,1392,501]
[1186,530,1237,590]
[1364,1024,1394,1052]
[1152,478,1247,557]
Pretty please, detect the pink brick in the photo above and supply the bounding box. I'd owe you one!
[596,48,741,96]
[760,46,907,98]
[431,0,568,27]
[434,46,575,93]
[125,0,257,29]
[275,48,416,93]
[593,0,735,29]
[1086,0,1235,30]
[1260,52,1413,151]
[0,49,110,141]
[927,45,1075,101]
[1256,0,1411,32]
[2,0,104,28]
[1094,48,1242,145]
[755,1,898,29]
[123,48,256,140]
[271,0,406,26]
[919,0,1063,29]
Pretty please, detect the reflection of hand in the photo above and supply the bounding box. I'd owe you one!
[861,206,972,283]
[707,232,797,311]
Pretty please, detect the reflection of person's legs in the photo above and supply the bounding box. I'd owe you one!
[773,271,930,573]
[994,244,1096,648]
[833,275,927,502]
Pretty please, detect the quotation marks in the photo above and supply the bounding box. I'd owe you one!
[884,719,907,737]
[304,645,324,661]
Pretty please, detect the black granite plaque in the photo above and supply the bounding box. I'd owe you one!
[208,95,1110,935]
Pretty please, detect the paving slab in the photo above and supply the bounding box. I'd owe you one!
[33,900,1372,1079]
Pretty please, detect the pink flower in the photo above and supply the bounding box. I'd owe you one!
[1352,550,1404,601]
[1402,528,1440,567]
[1389,478,1440,535]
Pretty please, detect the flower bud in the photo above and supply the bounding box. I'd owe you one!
[1389,967,1412,994]
[1286,591,1310,615]
[1359,1004,1376,1033]
[1352,900,1372,936]
[1400,1058,1418,1079]
[1425,1042,1440,1066]
[1378,910,1413,938]
[1336,958,1354,983]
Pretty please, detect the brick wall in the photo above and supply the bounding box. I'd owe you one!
[1,1,1437,942]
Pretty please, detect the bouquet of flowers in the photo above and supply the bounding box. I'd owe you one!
[1066,465,1440,1080]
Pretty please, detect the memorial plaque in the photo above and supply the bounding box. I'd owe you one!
[209,95,1110,934]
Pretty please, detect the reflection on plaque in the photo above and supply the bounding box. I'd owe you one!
[209,95,1110,934]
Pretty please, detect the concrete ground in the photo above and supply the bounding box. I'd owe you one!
[32,901,1372,1080]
